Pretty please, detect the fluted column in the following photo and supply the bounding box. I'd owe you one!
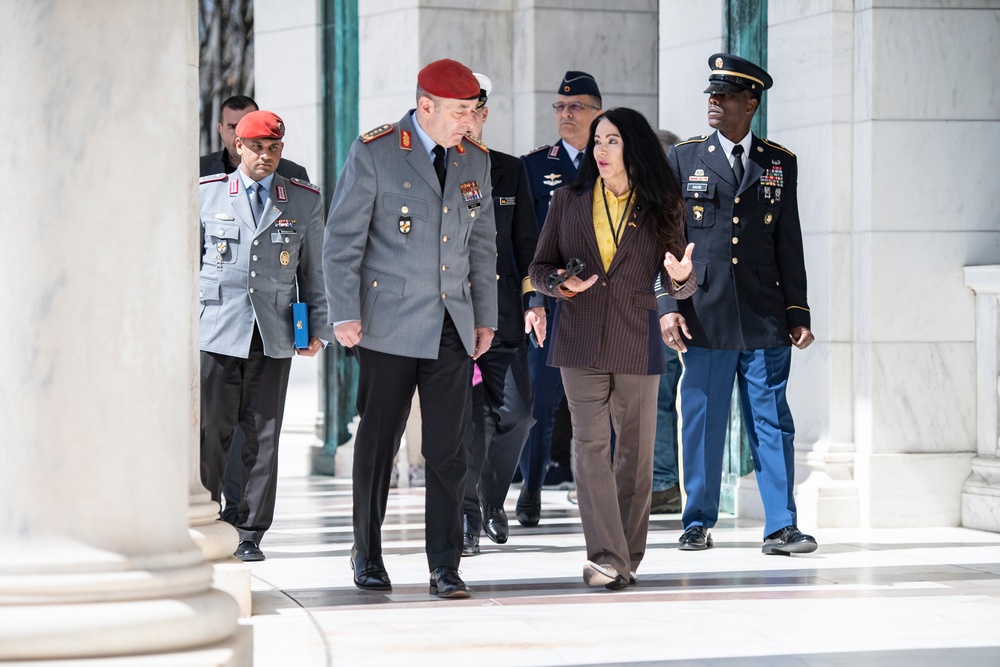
[0,1,247,662]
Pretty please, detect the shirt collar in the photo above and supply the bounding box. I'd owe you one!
[238,168,275,195]
[410,111,439,158]
[716,130,752,162]
[561,140,582,165]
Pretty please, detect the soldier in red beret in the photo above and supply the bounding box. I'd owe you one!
[324,59,498,598]
[198,110,332,563]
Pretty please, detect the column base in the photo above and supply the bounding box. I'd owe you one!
[213,558,253,618]
[962,456,1000,532]
[0,624,252,666]
[0,588,239,661]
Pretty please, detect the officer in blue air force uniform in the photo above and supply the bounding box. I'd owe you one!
[199,110,332,563]
[660,54,818,556]
[324,59,497,599]
[516,71,604,526]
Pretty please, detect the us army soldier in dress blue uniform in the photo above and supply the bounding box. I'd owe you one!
[324,59,497,599]
[660,54,817,557]
[199,110,331,563]
[517,71,604,527]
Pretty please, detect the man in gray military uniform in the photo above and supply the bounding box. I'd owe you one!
[199,110,331,562]
[324,58,497,599]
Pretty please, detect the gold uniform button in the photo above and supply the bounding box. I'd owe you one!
[470,210,476,218]
[253,240,259,246]
[732,237,739,245]
[372,280,378,287]
[734,196,740,204]
[694,193,700,199]
[732,257,739,265]
[443,206,449,213]
[249,287,254,293]
[442,264,447,271]
[251,271,256,277]
[442,235,449,242]
[401,205,409,214]
[733,216,739,224]
[252,255,258,261]
[496,274,501,280]
[442,293,447,299]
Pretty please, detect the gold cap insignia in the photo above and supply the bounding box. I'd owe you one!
[715,57,724,68]
[279,250,290,266]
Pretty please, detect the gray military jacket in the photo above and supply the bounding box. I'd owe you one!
[323,111,498,359]
[199,170,333,358]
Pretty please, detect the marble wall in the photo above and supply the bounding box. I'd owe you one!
[658,0,1000,529]
[358,0,658,157]
[255,0,323,184]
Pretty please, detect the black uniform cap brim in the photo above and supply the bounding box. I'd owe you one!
[704,81,750,95]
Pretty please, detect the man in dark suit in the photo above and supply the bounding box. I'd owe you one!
[517,71,603,526]
[661,54,817,556]
[200,95,310,181]
[460,73,545,557]
[324,59,497,598]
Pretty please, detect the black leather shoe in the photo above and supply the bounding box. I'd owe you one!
[429,566,471,598]
[605,575,629,591]
[234,541,264,562]
[478,486,509,544]
[678,525,713,551]
[516,487,541,527]
[351,548,391,590]
[462,533,480,557]
[762,525,818,555]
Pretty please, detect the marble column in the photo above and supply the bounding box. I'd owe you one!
[962,266,1000,532]
[0,1,248,662]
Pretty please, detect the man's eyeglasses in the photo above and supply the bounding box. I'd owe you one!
[552,102,601,114]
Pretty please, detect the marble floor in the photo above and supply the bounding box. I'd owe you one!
[244,476,1000,667]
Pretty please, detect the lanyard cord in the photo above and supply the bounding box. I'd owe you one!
[601,181,635,250]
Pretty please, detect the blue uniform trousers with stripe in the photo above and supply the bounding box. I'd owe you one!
[680,346,798,537]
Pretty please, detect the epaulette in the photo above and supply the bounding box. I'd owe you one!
[199,172,227,184]
[524,144,552,156]
[290,177,321,194]
[463,134,489,154]
[761,138,795,157]
[360,123,394,144]
[673,134,709,147]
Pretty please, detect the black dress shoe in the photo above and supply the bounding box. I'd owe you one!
[478,486,509,544]
[234,541,265,562]
[350,548,391,590]
[516,487,541,527]
[762,525,818,556]
[605,575,629,591]
[678,525,713,551]
[429,566,471,598]
[462,533,480,557]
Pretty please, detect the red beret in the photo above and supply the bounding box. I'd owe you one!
[417,59,480,100]
[235,110,285,140]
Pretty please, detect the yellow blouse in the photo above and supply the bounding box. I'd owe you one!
[592,178,635,271]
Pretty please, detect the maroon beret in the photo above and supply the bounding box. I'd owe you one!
[235,110,285,140]
[417,59,480,100]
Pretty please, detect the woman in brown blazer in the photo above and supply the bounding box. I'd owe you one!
[529,107,696,589]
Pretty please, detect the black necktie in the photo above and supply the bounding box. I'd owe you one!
[432,145,446,191]
[731,144,745,186]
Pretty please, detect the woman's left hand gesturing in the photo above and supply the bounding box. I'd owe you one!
[663,243,695,284]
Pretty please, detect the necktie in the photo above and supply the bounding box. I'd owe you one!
[730,144,745,186]
[249,183,264,225]
[432,145,447,191]
[574,152,582,169]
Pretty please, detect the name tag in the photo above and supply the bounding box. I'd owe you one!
[497,197,516,206]
[686,182,708,192]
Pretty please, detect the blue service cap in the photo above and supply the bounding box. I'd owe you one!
[558,71,601,99]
